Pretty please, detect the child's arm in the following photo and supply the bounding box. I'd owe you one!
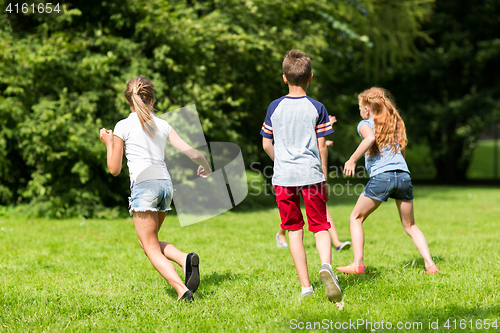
[100,129,124,176]
[325,115,337,147]
[344,124,375,177]
[168,129,212,178]
[329,115,337,125]
[262,138,274,161]
[317,136,330,201]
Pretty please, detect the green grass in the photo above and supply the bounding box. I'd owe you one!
[1,186,500,332]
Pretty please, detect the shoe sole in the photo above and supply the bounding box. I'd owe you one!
[337,243,351,252]
[186,253,200,293]
[319,270,342,303]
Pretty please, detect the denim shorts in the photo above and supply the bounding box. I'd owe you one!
[363,171,414,202]
[128,179,173,214]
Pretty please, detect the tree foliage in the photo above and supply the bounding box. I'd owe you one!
[0,0,367,216]
[0,0,434,216]
[385,0,500,182]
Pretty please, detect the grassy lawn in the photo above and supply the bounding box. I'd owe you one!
[1,186,499,332]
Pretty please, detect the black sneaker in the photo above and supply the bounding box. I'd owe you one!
[185,253,200,293]
[178,290,194,302]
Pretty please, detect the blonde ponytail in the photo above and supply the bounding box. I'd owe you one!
[124,77,158,139]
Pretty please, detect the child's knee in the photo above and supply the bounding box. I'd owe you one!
[350,212,364,223]
[402,220,416,233]
[138,239,149,256]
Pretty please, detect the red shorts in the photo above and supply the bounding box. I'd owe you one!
[274,182,330,233]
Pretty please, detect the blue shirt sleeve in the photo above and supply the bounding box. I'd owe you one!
[315,104,334,138]
[260,102,275,139]
[357,119,374,139]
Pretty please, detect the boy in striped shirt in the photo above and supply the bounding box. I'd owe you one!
[261,50,342,302]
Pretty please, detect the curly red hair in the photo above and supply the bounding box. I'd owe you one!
[358,87,407,157]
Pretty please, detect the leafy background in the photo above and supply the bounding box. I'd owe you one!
[0,0,499,217]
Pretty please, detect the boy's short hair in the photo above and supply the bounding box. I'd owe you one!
[282,50,312,86]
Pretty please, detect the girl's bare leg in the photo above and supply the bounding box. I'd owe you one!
[395,200,436,270]
[138,211,189,274]
[133,211,188,299]
[349,194,382,266]
[326,209,342,247]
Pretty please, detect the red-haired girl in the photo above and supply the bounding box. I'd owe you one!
[337,87,438,274]
[99,77,212,301]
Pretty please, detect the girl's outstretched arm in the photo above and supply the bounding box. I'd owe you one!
[168,129,212,178]
[100,128,124,176]
[344,125,375,177]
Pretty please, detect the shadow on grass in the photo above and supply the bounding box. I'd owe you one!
[401,256,445,271]
[163,286,180,300]
[194,272,237,299]
[202,271,235,287]
[163,271,236,300]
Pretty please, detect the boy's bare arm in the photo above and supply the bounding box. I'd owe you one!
[317,137,328,181]
[262,137,275,161]
[317,137,329,201]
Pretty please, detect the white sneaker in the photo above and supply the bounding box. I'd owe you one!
[319,264,342,302]
[335,241,351,252]
[298,290,314,298]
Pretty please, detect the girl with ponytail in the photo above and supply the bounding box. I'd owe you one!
[100,77,212,301]
[336,87,439,275]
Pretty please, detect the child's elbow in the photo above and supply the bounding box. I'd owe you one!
[189,150,203,160]
[367,136,376,144]
[109,167,121,177]
[317,141,328,153]
[263,146,273,156]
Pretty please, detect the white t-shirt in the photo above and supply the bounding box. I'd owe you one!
[113,112,172,185]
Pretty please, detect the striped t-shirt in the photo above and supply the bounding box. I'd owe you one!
[260,96,334,186]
